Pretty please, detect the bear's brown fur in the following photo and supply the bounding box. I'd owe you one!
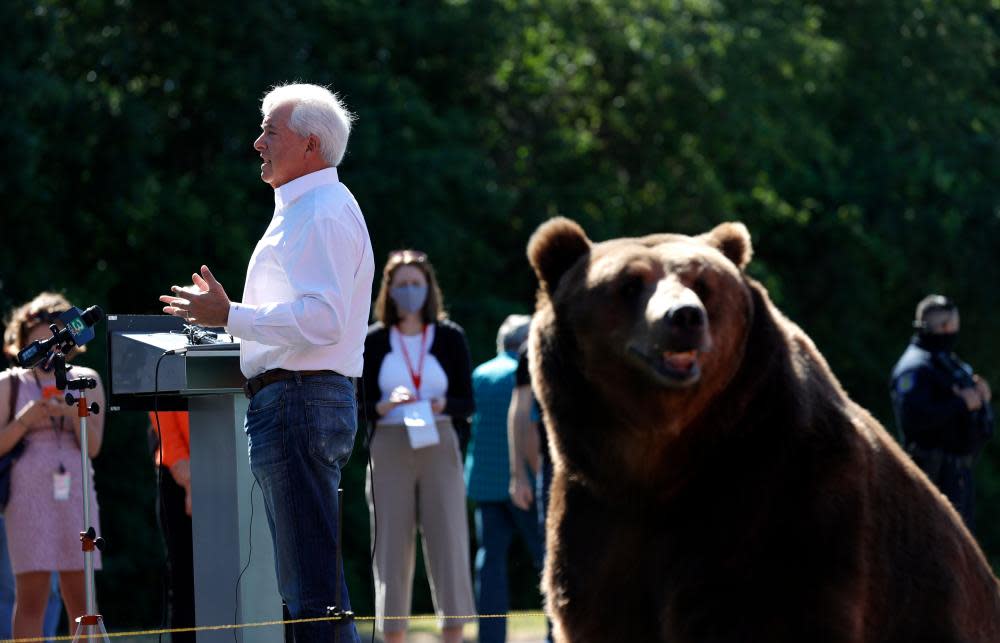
[527,217,1000,643]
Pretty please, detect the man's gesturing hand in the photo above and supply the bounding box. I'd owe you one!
[159,265,232,328]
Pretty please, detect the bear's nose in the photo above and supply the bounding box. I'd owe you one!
[667,304,705,331]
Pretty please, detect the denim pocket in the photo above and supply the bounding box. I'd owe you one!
[247,381,285,416]
[304,400,357,468]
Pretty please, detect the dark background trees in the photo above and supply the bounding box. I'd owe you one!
[1,0,998,630]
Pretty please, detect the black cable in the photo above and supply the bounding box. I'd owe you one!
[234,477,259,643]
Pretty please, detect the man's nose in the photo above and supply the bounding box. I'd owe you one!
[253,134,266,152]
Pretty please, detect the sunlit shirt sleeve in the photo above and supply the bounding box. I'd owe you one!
[226,210,360,348]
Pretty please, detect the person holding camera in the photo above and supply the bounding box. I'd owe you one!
[890,294,994,530]
[0,292,105,637]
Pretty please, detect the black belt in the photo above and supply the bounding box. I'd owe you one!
[243,369,341,399]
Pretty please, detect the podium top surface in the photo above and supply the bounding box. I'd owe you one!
[119,331,240,356]
[108,315,245,410]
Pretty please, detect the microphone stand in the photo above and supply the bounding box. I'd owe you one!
[52,352,110,643]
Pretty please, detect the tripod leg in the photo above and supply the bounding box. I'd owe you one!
[72,614,110,643]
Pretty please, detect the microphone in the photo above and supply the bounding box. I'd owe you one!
[16,305,104,369]
[60,305,104,346]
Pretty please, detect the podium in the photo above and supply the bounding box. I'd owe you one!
[107,315,281,643]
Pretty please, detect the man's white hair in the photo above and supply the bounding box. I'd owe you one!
[262,83,355,166]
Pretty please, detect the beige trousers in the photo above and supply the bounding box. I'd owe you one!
[366,418,476,633]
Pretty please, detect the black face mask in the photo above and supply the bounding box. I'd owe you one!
[918,332,958,353]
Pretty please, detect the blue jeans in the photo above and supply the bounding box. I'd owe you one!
[0,516,61,640]
[245,373,361,643]
[475,500,544,643]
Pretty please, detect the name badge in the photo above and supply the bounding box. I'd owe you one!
[402,400,440,450]
[53,471,72,501]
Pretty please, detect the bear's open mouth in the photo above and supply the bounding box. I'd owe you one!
[663,350,698,373]
[628,345,702,386]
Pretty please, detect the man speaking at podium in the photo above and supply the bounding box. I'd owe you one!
[159,83,374,643]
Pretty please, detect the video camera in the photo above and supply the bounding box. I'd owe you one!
[16,305,104,369]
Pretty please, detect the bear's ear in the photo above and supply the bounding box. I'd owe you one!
[528,217,592,296]
[700,221,753,270]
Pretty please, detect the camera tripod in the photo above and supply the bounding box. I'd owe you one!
[51,352,110,643]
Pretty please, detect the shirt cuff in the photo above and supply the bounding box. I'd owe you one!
[226,302,256,340]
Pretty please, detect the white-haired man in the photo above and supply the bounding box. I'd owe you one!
[159,83,374,643]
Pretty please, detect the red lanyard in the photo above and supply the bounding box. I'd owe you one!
[396,325,428,398]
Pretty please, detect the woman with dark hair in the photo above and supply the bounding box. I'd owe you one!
[0,292,105,638]
[362,250,475,643]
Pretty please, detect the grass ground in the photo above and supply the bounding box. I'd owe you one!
[77,611,549,642]
[369,611,548,642]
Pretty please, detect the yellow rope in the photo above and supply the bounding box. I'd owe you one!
[0,611,548,642]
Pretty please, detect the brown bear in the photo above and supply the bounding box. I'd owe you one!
[526,217,1000,643]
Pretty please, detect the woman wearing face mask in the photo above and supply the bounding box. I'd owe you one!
[0,292,105,638]
[362,250,475,643]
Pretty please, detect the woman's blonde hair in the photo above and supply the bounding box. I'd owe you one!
[3,292,85,360]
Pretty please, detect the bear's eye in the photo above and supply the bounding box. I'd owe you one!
[620,276,645,300]
[693,276,711,302]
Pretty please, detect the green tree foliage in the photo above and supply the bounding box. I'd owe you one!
[0,0,997,630]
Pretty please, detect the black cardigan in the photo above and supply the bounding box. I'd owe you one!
[361,319,475,447]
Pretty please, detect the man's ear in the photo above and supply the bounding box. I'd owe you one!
[699,222,753,270]
[527,217,591,297]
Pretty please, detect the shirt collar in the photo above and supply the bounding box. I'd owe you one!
[273,167,339,210]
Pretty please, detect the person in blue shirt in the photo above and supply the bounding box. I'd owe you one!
[464,314,541,643]
[890,295,994,530]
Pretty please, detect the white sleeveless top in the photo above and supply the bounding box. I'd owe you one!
[377,324,448,425]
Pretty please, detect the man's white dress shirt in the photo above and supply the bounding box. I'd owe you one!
[227,167,375,378]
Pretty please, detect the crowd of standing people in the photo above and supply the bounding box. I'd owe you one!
[0,80,993,643]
